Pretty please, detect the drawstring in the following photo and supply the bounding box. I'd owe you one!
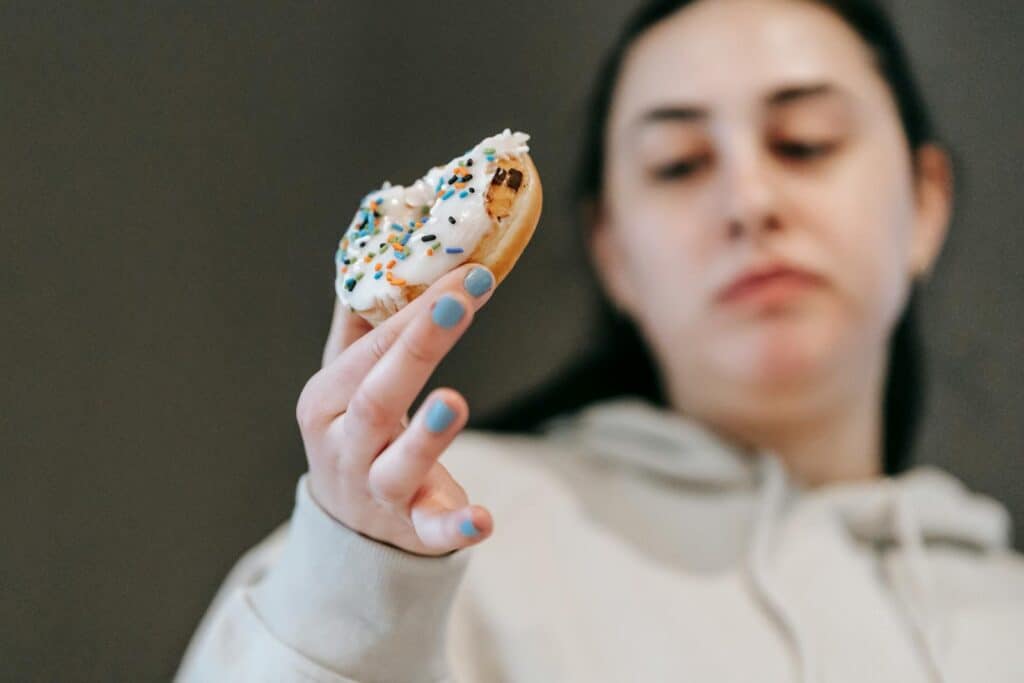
[888,480,948,683]
[747,453,815,683]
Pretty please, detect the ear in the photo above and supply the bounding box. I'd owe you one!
[909,144,953,280]
[584,198,640,316]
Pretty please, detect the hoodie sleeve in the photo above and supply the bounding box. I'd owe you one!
[174,473,472,683]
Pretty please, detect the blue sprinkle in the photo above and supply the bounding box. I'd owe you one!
[459,190,469,198]
[486,155,495,162]
[373,271,383,279]
[344,278,357,292]
[435,177,443,193]
[445,247,464,254]
[390,223,402,231]
[442,189,454,200]
[400,233,411,245]
[335,248,344,262]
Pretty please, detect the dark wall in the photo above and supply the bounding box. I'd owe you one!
[3,2,1021,680]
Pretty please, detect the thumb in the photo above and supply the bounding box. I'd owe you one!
[321,297,373,369]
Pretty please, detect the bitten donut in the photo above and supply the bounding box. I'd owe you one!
[334,129,543,326]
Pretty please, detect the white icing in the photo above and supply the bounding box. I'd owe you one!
[335,129,530,314]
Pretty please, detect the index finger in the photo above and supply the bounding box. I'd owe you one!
[299,263,496,428]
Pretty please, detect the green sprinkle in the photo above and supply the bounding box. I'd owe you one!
[483,147,496,154]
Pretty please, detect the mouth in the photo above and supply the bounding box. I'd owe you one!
[714,261,827,307]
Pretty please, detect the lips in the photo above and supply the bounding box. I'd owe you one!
[715,262,827,306]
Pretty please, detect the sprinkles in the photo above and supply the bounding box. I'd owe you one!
[336,131,529,301]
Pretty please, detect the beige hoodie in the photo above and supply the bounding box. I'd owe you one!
[176,397,1024,682]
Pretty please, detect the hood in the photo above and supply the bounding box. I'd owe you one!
[542,396,1012,683]
[543,395,1010,551]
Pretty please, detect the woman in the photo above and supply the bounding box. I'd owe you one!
[176,1,1024,681]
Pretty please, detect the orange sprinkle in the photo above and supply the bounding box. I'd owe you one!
[390,277,406,286]
[454,182,467,189]
[374,262,382,271]
[387,259,396,269]
[341,266,348,273]
[392,244,404,253]
[427,249,434,256]
[364,255,372,263]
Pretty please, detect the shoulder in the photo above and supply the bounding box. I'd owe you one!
[931,545,1024,607]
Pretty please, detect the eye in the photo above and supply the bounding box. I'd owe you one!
[772,140,838,161]
[651,153,711,180]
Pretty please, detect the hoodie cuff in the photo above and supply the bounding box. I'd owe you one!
[248,473,471,683]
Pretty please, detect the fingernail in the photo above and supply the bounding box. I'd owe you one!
[431,295,465,329]
[424,398,456,433]
[459,517,480,538]
[463,267,493,297]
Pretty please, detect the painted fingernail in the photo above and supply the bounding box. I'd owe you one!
[431,295,465,329]
[463,267,493,297]
[424,398,456,433]
[459,517,480,538]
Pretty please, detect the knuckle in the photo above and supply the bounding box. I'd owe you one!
[368,472,407,503]
[368,323,399,364]
[399,329,439,367]
[295,382,323,432]
[347,387,395,433]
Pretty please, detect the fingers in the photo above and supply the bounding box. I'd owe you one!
[339,286,479,468]
[322,297,372,369]
[367,388,468,504]
[346,386,493,554]
[410,500,493,551]
[298,264,495,430]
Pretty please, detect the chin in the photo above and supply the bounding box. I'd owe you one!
[711,311,848,391]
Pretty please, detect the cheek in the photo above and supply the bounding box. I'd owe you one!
[816,157,917,333]
[612,194,716,326]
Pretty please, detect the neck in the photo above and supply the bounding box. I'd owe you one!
[742,390,883,488]
[673,361,887,489]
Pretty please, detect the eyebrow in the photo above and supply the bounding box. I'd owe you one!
[630,82,844,132]
[767,82,838,106]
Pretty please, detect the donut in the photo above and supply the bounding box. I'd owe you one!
[334,129,543,326]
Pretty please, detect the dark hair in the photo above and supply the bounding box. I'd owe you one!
[478,0,939,475]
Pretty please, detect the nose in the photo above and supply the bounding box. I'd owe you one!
[721,144,782,242]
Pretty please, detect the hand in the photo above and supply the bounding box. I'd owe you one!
[295,264,497,557]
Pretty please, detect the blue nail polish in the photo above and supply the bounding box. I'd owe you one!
[425,399,456,433]
[431,295,465,328]
[459,518,480,537]
[463,267,493,297]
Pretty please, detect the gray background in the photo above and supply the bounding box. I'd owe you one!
[3,1,1021,680]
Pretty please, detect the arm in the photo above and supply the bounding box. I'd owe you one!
[175,475,471,683]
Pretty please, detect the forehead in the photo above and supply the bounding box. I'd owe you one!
[611,0,883,122]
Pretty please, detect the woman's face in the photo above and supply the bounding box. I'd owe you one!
[592,0,950,428]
